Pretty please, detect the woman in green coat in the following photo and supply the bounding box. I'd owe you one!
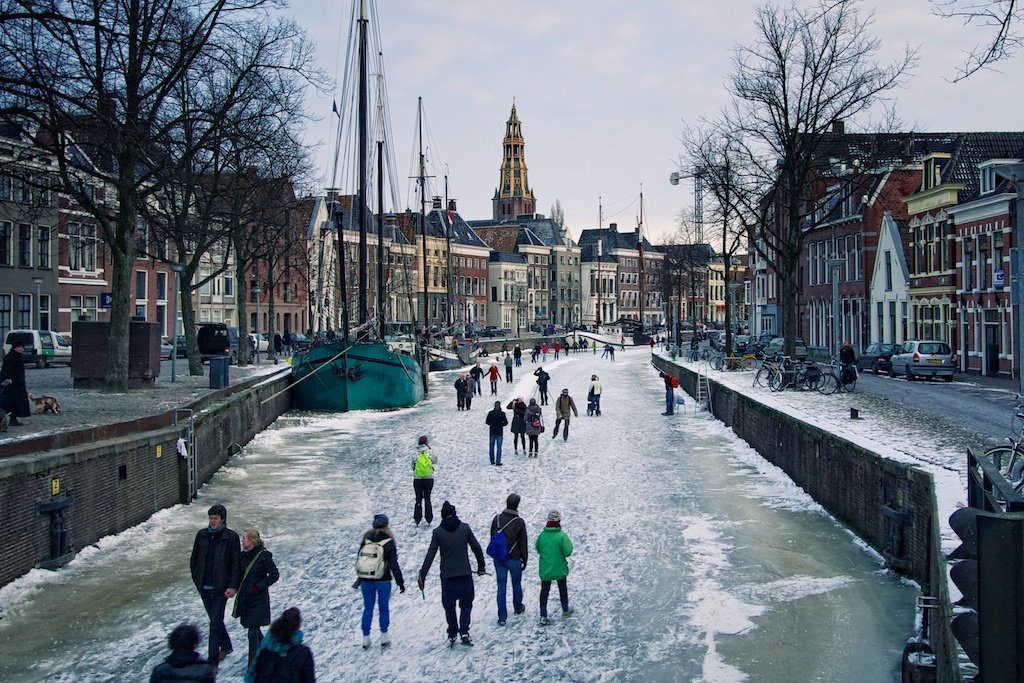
[535,510,574,625]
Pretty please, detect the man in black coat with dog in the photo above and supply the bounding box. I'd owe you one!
[190,503,241,669]
[0,339,30,428]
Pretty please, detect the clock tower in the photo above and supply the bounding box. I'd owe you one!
[492,103,536,221]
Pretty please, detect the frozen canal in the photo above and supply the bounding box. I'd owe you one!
[0,348,917,682]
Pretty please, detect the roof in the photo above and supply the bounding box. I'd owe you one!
[577,222,658,261]
[489,251,527,264]
[425,209,489,249]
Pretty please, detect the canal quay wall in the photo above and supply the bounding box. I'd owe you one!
[0,370,291,590]
[652,356,957,683]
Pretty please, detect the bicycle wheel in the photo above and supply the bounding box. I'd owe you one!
[841,374,857,392]
[985,445,1023,482]
[713,355,724,371]
[753,365,769,388]
[816,373,839,395]
[768,370,785,392]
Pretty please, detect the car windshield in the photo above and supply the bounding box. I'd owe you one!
[918,342,950,355]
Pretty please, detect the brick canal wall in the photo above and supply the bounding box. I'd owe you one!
[0,371,291,589]
[652,356,958,682]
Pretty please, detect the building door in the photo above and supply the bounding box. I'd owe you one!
[984,319,999,376]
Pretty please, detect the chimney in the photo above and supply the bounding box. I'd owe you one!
[832,120,845,134]
[609,222,618,232]
[447,199,457,213]
[431,196,442,209]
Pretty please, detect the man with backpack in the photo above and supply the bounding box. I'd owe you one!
[412,436,437,524]
[487,493,528,625]
[417,501,486,647]
[659,371,678,415]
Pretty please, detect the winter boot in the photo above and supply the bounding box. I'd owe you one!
[362,635,371,649]
[460,634,473,646]
[539,616,551,626]
[380,632,391,647]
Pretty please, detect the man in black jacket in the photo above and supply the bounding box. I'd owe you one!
[190,503,241,667]
[418,501,486,646]
[0,339,30,427]
[149,623,216,682]
[490,493,528,625]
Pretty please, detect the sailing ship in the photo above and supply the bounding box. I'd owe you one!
[291,0,424,411]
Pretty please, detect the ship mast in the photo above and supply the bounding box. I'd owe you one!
[638,189,645,330]
[356,0,369,336]
[417,97,429,333]
[596,197,603,331]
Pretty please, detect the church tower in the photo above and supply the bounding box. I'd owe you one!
[492,103,536,221]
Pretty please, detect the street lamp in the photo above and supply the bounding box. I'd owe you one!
[170,263,185,382]
[826,257,844,365]
[252,285,262,364]
[32,276,43,329]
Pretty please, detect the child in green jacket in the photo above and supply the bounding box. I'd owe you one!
[535,510,574,625]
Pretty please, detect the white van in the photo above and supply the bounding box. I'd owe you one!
[2,329,73,368]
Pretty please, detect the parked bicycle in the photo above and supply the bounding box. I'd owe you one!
[753,356,786,388]
[984,403,1024,486]
[769,358,824,392]
[817,362,858,394]
[713,352,755,372]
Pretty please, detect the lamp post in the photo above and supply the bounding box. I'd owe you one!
[252,285,262,364]
[170,263,185,382]
[32,277,43,329]
[826,257,844,365]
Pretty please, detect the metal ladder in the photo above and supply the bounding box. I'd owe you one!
[175,408,197,500]
[697,363,711,413]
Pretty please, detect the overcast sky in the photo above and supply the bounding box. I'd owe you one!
[288,0,1022,244]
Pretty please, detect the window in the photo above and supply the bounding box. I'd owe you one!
[884,251,892,291]
[70,295,98,322]
[135,271,147,300]
[17,224,31,267]
[0,175,9,201]
[0,221,11,266]
[156,272,167,300]
[69,223,97,271]
[16,294,31,328]
[39,295,50,329]
[0,294,10,339]
[224,277,233,297]
[37,226,50,268]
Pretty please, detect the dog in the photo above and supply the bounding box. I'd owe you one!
[29,393,61,415]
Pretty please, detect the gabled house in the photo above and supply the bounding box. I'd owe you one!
[867,212,911,346]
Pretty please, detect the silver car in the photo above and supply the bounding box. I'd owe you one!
[889,340,954,381]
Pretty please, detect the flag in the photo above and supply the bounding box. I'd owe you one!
[447,210,454,225]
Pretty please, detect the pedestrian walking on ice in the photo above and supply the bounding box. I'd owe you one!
[355,514,406,648]
[244,607,315,682]
[489,493,528,625]
[235,529,280,665]
[535,510,574,625]
[413,436,437,524]
[533,367,550,405]
[551,389,578,441]
[485,401,509,465]
[454,375,468,411]
[507,397,527,454]
[524,399,544,458]
[587,375,602,416]
[189,504,240,668]
[487,364,501,395]
[504,353,513,383]
[149,623,216,683]
[418,501,487,647]
[469,362,484,396]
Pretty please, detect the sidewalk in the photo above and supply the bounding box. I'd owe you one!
[0,360,286,448]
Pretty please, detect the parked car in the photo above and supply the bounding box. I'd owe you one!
[752,333,776,358]
[856,342,900,374]
[196,323,242,363]
[248,333,269,353]
[483,326,508,338]
[160,338,174,360]
[763,337,808,361]
[174,335,188,358]
[3,329,73,368]
[889,340,954,381]
[286,331,310,351]
[732,334,752,354]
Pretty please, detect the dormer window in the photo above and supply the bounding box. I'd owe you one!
[980,166,996,194]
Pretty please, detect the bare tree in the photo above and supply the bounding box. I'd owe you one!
[0,0,290,390]
[549,199,565,228]
[932,0,1024,80]
[720,0,915,355]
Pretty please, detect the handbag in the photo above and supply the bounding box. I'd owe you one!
[232,549,264,618]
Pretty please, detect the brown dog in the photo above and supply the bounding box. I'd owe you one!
[29,393,61,415]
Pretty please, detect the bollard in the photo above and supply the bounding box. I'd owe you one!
[850,408,859,420]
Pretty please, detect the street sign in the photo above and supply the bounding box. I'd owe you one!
[100,292,113,308]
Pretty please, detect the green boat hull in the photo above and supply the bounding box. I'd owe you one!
[291,341,424,411]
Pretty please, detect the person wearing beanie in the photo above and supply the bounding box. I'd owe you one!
[418,500,486,647]
[489,493,529,625]
[412,436,437,524]
[357,514,405,648]
[535,509,574,625]
[524,398,544,457]
[533,367,550,405]
[189,504,241,667]
[587,375,602,416]
[485,400,509,466]
[551,389,578,442]
[235,529,280,665]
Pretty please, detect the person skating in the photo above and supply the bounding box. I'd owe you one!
[513,344,522,367]
[149,623,216,683]
[244,607,315,682]
[504,353,513,383]
[487,364,501,395]
[587,374,602,416]
[454,375,468,411]
[490,493,528,625]
[485,401,509,466]
[189,503,241,667]
[553,341,560,359]
[417,501,487,647]
[0,339,30,428]
[551,389,578,441]
[533,367,551,405]
[413,435,437,524]
[507,397,527,455]
[469,362,484,396]
[235,529,280,665]
[356,514,406,648]
[659,372,676,415]
[524,399,543,458]
[535,510,574,625]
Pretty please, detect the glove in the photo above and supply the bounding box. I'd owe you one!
[398,585,406,594]
[352,578,362,590]
[521,560,527,571]
[251,586,259,595]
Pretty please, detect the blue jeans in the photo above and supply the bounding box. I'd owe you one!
[494,558,524,621]
[473,377,481,395]
[199,588,232,662]
[361,580,392,635]
[665,389,674,414]
[489,434,504,464]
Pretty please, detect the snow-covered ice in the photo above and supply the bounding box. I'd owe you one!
[0,348,918,682]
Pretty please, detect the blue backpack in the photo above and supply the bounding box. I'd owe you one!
[486,516,516,562]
